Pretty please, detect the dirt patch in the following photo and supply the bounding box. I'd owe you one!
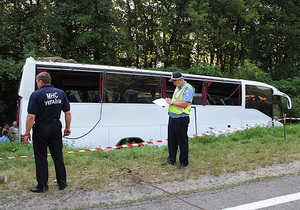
[1,160,300,209]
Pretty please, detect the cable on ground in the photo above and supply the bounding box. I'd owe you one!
[110,167,207,210]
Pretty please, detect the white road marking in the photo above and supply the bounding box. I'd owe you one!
[222,192,300,210]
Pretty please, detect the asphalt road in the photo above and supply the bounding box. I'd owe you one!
[100,174,300,210]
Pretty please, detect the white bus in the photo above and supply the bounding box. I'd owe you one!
[17,57,292,148]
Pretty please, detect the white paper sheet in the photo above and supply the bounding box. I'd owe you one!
[152,98,169,107]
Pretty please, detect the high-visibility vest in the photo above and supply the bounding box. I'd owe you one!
[168,83,193,115]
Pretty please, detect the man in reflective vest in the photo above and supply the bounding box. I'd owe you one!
[163,72,195,169]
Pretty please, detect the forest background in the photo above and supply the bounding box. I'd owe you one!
[1,0,300,124]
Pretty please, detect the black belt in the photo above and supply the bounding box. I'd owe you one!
[35,119,59,124]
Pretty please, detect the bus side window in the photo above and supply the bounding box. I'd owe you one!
[206,82,241,106]
[193,93,203,105]
[69,93,82,102]
[49,70,100,103]
[106,73,161,104]
[185,79,205,105]
[245,85,273,117]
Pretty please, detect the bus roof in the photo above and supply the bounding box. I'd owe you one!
[33,58,242,84]
[25,57,292,109]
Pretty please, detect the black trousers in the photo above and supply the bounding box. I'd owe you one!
[32,120,66,189]
[167,116,190,166]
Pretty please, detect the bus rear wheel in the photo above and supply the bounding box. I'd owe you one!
[117,137,144,146]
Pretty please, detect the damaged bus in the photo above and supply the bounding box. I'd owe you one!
[17,57,292,148]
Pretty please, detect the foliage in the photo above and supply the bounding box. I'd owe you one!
[272,77,300,97]
[250,0,300,80]
[0,58,22,123]
[272,77,300,117]
[1,0,300,75]
[163,64,185,73]
[1,0,300,121]
[188,62,223,77]
[230,60,272,83]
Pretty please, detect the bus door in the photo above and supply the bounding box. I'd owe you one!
[273,95,284,120]
[188,107,197,136]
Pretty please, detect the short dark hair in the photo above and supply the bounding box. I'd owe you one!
[36,72,51,84]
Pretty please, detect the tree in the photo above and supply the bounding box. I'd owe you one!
[0,58,22,124]
[118,0,194,68]
[193,0,260,73]
[159,0,193,68]
[249,0,300,79]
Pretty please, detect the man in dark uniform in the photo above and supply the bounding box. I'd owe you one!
[23,72,71,193]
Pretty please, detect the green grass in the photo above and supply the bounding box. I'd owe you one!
[1,124,300,195]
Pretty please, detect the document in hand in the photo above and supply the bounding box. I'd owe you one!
[152,98,169,107]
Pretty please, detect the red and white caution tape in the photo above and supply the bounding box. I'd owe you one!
[189,123,262,138]
[1,118,298,161]
[61,140,166,154]
[284,117,300,121]
[0,154,34,160]
[0,140,166,161]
